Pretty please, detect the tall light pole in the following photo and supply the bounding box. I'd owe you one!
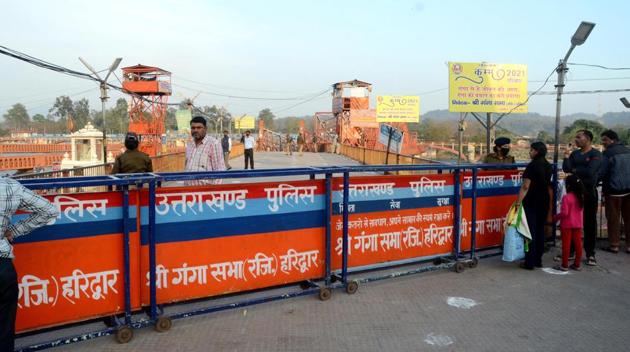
[552,21,595,242]
[79,57,122,162]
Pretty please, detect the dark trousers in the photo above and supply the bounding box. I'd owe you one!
[0,258,18,352]
[244,149,254,169]
[524,205,547,268]
[584,187,598,257]
[605,193,630,249]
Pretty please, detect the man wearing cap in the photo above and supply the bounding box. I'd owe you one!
[111,132,153,174]
[483,137,515,164]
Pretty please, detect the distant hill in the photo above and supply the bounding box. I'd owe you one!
[421,109,630,136]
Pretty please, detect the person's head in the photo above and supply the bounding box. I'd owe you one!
[245,130,251,137]
[223,130,229,137]
[600,129,619,149]
[529,141,547,160]
[124,132,140,150]
[190,116,207,141]
[574,129,594,149]
[493,137,511,156]
[564,174,585,209]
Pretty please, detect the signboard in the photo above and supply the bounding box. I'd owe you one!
[330,171,520,270]
[13,191,141,332]
[234,115,255,130]
[378,124,404,153]
[176,109,192,132]
[376,96,420,123]
[448,62,528,113]
[140,180,326,304]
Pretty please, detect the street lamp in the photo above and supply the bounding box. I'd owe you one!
[552,21,595,242]
[79,57,123,162]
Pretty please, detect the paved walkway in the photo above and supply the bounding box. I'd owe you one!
[19,245,630,352]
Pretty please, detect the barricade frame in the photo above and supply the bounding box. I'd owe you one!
[13,162,529,351]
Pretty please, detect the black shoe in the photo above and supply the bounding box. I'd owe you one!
[519,263,534,270]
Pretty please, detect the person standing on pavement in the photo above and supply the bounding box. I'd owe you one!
[297,132,305,156]
[562,129,602,266]
[242,130,255,169]
[285,133,293,156]
[553,175,585,272]
[185,116,226,184]
[1,178,59,351]
[515,141,553,270]
[221,130,232,170]
[599,129,630,254]
[111,132,153,174]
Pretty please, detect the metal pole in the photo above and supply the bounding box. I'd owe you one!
[486,113,492,153]
[552,58,569,245]
[458,113,463,164]
[101,85,107,162]
[385,127,392,165]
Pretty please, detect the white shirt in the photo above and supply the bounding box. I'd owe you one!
[244,136,255,149]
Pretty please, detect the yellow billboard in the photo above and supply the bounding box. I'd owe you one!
[448,62,528,113]
[234,115,255,130]
[376,96,420,123]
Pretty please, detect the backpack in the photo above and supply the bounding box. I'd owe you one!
[609,152,630,193]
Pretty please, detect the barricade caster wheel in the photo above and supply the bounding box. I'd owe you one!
[433,257,443,265]
[115,326,133,344]
[318,287,332,301]
[103,315,117,327]
[454,261,466,273]
[346,281,359,295]
[469,258,479,268]
[155,316,172,332]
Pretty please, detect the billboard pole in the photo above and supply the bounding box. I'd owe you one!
[486,112,492,154]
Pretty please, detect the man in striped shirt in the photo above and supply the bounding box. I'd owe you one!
[185,116,226,185]
[1,177,58,351]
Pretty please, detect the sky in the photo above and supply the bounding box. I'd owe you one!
[1,0,629,121]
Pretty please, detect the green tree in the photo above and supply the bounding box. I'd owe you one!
[73,98,91,128]
[536,130,554,143]
[258,108,275,130]
[104,98,129,134]
[562,119,605,143]
[49,95,74,120]
[166,107,177,132]
[3,103,30,130]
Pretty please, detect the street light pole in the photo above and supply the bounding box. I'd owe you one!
[79,57,122,162]
[551,21,595,244]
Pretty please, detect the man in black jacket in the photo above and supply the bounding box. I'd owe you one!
[562,129,602,266]
[599,130,630,254]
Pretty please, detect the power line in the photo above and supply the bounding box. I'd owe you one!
[172,75,319,94]
[530,87,630,95]
[273,89,332,114]
[172,82,330,101]
[568,63,630,71]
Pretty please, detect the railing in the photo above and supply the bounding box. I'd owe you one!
[339,144,443,174]
[13,163,524,351]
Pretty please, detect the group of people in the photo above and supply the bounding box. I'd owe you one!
[490,129,630,272]
[284,133,307,156]
[111,116,258,176]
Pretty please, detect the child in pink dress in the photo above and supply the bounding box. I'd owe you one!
[554,175,584,271]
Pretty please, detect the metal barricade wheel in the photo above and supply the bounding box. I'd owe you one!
[115,326,133,344]
[155,316,172,332]
[318,287,332,301]
[433,257,443,265]
[345,281,359,294]
[454,261,466,273]
[469,257,479,268]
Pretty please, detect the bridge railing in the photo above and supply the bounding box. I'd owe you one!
[339,144,444,174]
[13,162,533,351]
